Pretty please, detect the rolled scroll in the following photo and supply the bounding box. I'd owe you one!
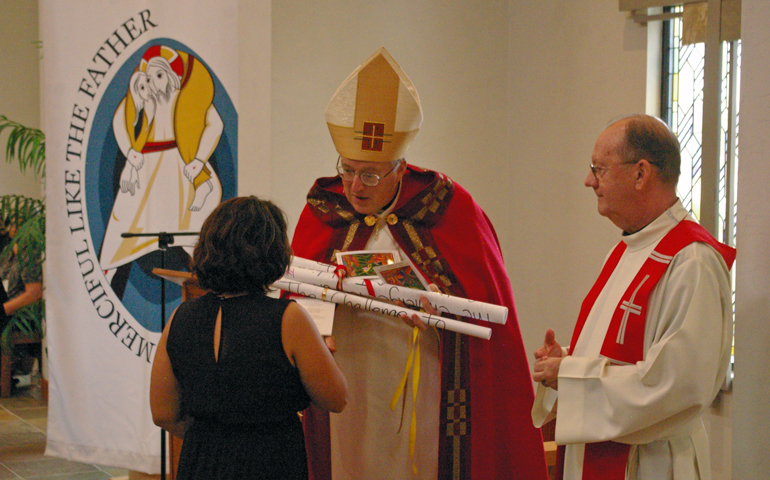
[290,256,339,273]
[274,278,492,340]
[286,260,508,324]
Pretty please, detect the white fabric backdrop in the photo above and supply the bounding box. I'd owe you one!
[40,1,240,472]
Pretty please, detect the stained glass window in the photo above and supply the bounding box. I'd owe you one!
[661,6,739,249]
[661,6,739,380]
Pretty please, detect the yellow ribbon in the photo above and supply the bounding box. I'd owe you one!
[390,326,421,475]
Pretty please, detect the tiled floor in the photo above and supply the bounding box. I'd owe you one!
[0,382,129,479]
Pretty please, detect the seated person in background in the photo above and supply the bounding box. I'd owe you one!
[0,218,44,378]
[150,196,348,480]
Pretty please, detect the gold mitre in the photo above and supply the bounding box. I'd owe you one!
[325,47,423,162]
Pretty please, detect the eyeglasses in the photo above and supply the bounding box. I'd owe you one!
[336,157,401,187]
[589,161,638,180]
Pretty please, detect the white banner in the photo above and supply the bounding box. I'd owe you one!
[41,1,241,473]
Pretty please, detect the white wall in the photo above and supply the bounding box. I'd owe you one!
[732,0,770,477]
[506,1,647,368]
[0,0,44,199]
[237,0,272,198]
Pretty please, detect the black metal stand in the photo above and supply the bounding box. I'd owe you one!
[120,231,198,480]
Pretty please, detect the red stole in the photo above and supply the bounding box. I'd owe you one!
[556,220,736,480]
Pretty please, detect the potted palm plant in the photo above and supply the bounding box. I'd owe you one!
[0,115,45,352]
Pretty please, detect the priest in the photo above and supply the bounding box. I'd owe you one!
[531,114,736,479]
[291,48,548,480]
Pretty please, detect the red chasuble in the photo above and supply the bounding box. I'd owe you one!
[555,220,736,480]
[291,165,548,480]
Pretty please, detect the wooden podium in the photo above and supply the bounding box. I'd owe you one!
[153,268,208,301]
[151,268,209,480]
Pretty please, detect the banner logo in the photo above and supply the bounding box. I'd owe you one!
[64,10,237,362]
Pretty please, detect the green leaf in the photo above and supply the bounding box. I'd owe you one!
[0,195,45,274]
[0,117,47,351]
[1,300,44,352]
[0,115,46,179]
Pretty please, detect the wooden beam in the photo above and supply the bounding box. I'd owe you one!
[632,11,682,24]
[619,0,703,12]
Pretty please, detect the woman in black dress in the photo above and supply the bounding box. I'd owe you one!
[150,196,347,479]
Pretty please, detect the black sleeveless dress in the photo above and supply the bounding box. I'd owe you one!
[166,292,311,479]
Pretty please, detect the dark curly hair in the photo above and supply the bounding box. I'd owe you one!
[192,196,292,294]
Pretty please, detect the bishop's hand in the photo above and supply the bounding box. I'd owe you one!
[398,283,440,331]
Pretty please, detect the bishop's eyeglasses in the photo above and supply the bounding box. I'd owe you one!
[336,157,401,187]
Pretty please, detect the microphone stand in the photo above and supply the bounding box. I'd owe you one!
[120,231,198,480]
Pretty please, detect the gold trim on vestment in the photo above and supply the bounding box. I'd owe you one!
[342,220,359,253]
[309,198,330,214]
[335,205,355,222]
[403,222,424,251]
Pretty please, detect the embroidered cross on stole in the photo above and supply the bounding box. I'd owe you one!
[556,220,736,480]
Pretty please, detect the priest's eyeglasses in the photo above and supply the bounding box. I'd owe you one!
[589,161,638,180]
[336,157,400,187]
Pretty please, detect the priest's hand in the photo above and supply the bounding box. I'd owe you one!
[534,328,563,361]
[533,356,562,390]
[533,329,563,389]
[398,284,440,331]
